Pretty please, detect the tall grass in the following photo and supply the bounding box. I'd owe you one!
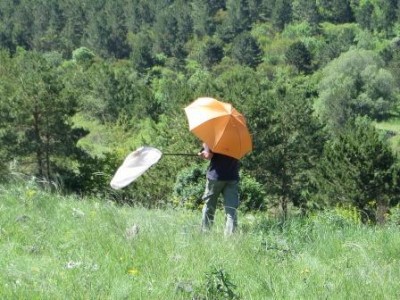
[374,118,400,154]
[2,182,400,299]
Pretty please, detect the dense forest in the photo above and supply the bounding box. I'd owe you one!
[1,0,400,223]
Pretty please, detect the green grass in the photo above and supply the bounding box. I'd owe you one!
[2,182,400,299]
[374,118,400,154]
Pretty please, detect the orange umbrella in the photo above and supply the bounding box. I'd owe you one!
[184,97,252,159]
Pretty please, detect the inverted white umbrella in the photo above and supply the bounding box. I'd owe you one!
[110,146,196,190]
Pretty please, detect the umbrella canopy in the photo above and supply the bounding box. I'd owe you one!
[184,97,252,159]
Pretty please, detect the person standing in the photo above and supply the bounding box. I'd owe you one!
[198,143,240,235]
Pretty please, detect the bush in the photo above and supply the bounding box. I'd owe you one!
[309,206,362,229]
[239,172,267,213]
[173,164,267,213]
[387,204,400,226]
[173,163,208,209]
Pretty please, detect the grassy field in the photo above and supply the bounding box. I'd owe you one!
[375,118,400,154]
[2,182,400,299]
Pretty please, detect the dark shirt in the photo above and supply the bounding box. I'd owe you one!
[206,152,240,181]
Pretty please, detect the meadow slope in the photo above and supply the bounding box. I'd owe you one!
[1,182,400,299]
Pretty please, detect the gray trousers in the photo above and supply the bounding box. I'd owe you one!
[201,179,239,235]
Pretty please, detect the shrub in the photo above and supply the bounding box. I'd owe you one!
[239,172,267,213]
[173,163,208,209]
[173,164,267,213]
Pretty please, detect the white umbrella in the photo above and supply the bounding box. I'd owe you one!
[110,146,196,189]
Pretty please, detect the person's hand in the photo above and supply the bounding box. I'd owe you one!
[198,149,213,160]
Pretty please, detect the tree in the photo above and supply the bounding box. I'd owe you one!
[81,60,159,123]
[350,0,398,35]
[0,50,19,179]
[317,0,354,23]
[315,49,399,133]
[291,0,320,27]
[317,22,359,66]
[72,47,95,69]
[124,0,156,33]
[384,37,400,89]
[271,0,292,30]
[129,31,155,73]
[59,0,88,57]
[230,32,262,68]
[198,38,224,69]
[315,117,400,223]
[153,1,193,60]
[150,67,193,115]
[191,0,217,37]
[0,1,17,53]
[245,74,325,217]
[350,0,374,31]
[30,0,65,53]
[84,0,131,59]
[0,49,85,182]
[10,1,35,51]
[216,0,252,42]
[285,41,312,73]
[215,65,265,112]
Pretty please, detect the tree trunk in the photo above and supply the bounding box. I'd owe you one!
[33,109,44,178]
[376,200,389,225]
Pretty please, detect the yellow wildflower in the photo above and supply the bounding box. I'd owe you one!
[127,268,139,276]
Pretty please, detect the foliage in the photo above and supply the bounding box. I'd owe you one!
[230,32,263,68]
[350,0,398,35]
[173,162,207,209]
[317,22,360,65]
[271,0,292,30]
[245,73,325,217]
[309,205,362,229]
[315,49,399,133]
[128,30,156,73]
[238,172,267,213]
[203,268,240,299]
[285,41,312,73]
[197,37,225,69]
[317,0,354,24]
[291,0,320,27]
[0,48,85,183]
[1,0,400,213]
[315,117,400,223]
[72,47,95,68]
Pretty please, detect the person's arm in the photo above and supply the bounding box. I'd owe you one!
[198,143,214,160]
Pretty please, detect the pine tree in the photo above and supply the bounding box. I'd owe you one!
[316,117,400,223]
[0,49,85,182]
[246,74,325,218]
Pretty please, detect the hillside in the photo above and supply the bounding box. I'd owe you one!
[2,182,400,299]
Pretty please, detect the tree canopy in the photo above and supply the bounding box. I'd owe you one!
[1,0,400,222]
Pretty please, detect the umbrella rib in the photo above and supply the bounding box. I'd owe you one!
[213,116,230,150]
[189,114,227,131]
[213,116,242,154]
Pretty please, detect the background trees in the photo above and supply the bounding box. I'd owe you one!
[285,41,312,73]
[315,49,399,133]
[0,49,84,183]
[316,117,400,223]
[1,0,400,220]
[246,74,324,217]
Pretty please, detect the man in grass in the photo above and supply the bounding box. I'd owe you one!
[198,143,240,235]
